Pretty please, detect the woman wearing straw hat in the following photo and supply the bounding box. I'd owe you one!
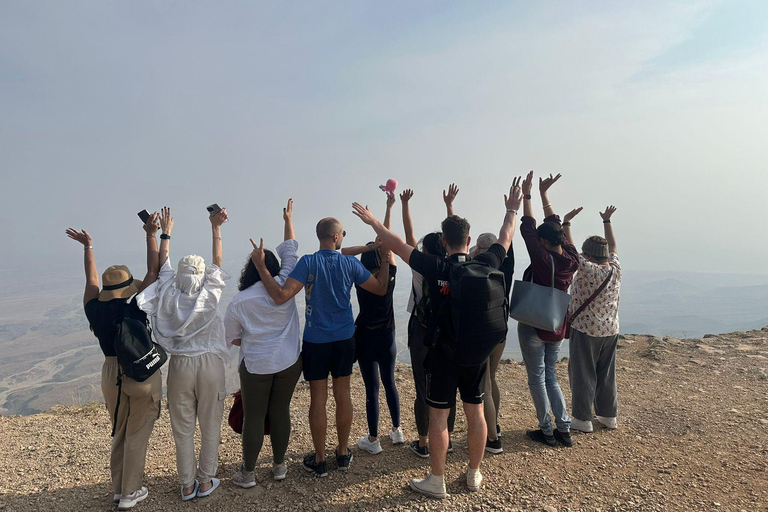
[66,213,163,511]
[136,207,231,501]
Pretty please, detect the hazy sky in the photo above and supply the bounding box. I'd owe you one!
[2,0,767,278]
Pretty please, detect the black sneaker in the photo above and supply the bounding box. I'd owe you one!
[526,429,557,447]
[485,438,503,454]
[496,424,501,438]
[410,440,430,459]
[447,440,454,453]
[553,429,574,447]
[303,453,328,477]
[335,448,353,471]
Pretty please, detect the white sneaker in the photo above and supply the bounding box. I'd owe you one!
[113,494,121,503]
[466,466,483,492]
[273,463,287,481]
[390,427,405,445]
[596,416,618,429]
[118,487,148,510]
[409,472,448,499]
[358,435,383,454]
[571,418,594,433]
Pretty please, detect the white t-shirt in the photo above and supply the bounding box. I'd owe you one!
[406,271,424,314]
[224,239,301,375]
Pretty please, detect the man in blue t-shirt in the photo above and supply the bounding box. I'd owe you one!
[250,216,390,477]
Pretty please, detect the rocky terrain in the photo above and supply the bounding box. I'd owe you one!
[1,329,767,511]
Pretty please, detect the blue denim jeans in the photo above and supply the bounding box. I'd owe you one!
[517,323,571,435]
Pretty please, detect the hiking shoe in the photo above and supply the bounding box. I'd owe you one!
[390,427,405,445]
[118,487,148,510]
[466,466,483,492]
[181,480,199,501]
[596,415,618,429]
[233,468,257,488]
[113,494,121,503]
[409,472,448,499]
[302,453,328,477]
[553,429,574,447]
[571,418,594,433]
[497,423,501,438]
[358,435,383,455]
[273,463,287,481]
[335,448,353,471]
[196,478,220,498]
[485,438,503,454]
[410,440,429,458]
[526,429,557,447]
[447,440,454,453]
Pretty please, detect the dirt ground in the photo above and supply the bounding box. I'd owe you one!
[1,329,767,512]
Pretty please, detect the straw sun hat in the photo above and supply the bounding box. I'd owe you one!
[98,265,142,301]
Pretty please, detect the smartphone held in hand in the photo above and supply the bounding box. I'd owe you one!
[138,209,150,223]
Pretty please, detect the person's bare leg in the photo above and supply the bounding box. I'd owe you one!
[332,376,352,455]
[309,379,328,461]
[427,407,451,476]
[464,402,486,470]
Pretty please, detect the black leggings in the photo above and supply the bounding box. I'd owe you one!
[356,328,400,438]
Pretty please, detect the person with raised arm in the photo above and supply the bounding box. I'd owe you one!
[136,207,231,501]
[400,188,457,459]
[249,214,390,477]
[340,195,404,454]
[66,213,162,511]
[225,199,303,485]
[564,206,623,433]
[443,183,459,217]
[517,171,580,448]
[352,177,523,498]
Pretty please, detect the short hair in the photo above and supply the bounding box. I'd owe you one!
[536,221,565,247]
[441,215,471,250]
[238,251,280,291]
[316,217,342,241]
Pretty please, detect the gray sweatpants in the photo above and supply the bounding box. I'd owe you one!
[568,328,618,421]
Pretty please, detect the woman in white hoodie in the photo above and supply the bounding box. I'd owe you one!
[137,207,230,501]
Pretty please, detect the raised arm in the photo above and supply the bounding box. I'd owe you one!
[600,205,618,254]
[522,171,535,219]
[352,202,415,264]
[496,177,523,251]
[562,207,583,246]
[138,212,160,293]
[443,183,459,217]
[384,193,395,229]
[358,246,391,296]
[283,199,295,241]
[539,173,561,218]
[158,207,173,266]
[210,209,228,268]
[341,238,381,257]
[400,189,417,248]
[66,228,99,305]
[249,238,303,305]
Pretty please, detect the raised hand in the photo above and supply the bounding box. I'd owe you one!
[372,237,383,250]
[160,207,174,235]
[538,173,562,194]
[400,188,414,203]
[352,202,379,226]
[564,207,583,223]
[211,208,228,227]
[386,193,396,209]
[249,237,265,267]
[521,171,534,196]
[283,199,293,221]
[66,228,92,246]
[443,183,459,207]
[505,176,524,211]
[600,205,617,221]
[143,212,160,236]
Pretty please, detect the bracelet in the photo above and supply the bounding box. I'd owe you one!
[603,220,611,224]
[562,222,571,227]
[160,233,171,240]
[213,236,222,239]
[542,203,552,209]
[506,208,518,215]
[146,235,155,240]
[524,194,532,200]
[84,245,93,251]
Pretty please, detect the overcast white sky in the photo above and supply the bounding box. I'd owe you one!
[1,0,767,277]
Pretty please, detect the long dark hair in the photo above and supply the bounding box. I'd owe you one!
[537,222,565,247]
[238,251,280,291]
[422,232,446,258]
[360,242,381,271]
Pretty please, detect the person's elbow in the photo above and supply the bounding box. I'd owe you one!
[372,284,387,296]
[272,293,290,305]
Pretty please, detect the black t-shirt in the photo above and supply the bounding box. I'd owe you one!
[355,265,397,332]
[84,297,147,357]
[500,245,515,298]
[409,243,507,345]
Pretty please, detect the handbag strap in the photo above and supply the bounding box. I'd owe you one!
[569,268,614,322]
[527,253,557,289]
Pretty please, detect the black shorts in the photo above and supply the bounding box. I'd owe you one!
[425,346,487,408]
[301,337,355,381]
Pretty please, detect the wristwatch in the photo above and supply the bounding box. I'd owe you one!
[160,233,171,240]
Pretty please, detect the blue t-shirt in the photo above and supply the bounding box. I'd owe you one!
[289,250,371,343]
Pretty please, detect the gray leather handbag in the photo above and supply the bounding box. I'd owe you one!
[509,254,571,331]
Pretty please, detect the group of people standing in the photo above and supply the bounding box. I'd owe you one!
[67,171,622,509]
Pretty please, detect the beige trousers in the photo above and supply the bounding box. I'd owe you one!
[167,353,226,487]
[102,357,162,496]
[484,339,506,440]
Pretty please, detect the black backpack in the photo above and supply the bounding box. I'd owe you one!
[110,318,167,436]
[438,260,509,366]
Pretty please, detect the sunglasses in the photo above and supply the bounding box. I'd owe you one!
[341,231,346,237]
